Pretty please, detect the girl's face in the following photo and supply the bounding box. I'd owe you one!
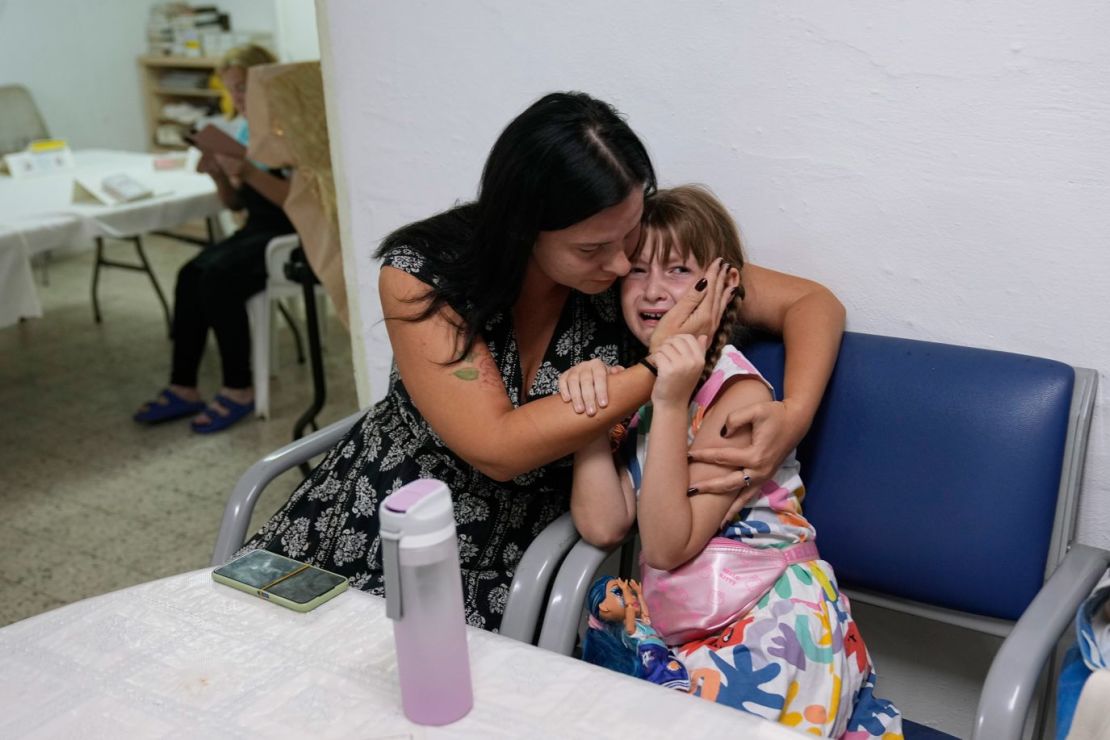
[221,66,248,117]
[620,231,704,347]
[531,187,643,295]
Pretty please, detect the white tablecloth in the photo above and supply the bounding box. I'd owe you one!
[0,570,801,739]
[0,150,221,328]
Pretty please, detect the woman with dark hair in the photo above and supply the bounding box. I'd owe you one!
[241,92,844,630]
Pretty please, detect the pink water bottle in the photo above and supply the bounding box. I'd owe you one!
[380,479,473,725]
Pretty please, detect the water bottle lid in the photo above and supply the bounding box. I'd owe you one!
[384,478,444,514]
[380,479,455,540]
[380,479,457,622]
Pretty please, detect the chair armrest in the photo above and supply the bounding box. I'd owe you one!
[973,543,1110,740]
[499,512,581,644]
[210,410,364,565]
[536,537,620,655]
[264,234,301,284]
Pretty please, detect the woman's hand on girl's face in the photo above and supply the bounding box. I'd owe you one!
[558,359,625,416]
[650,333,709,405]
[648,258,739,354]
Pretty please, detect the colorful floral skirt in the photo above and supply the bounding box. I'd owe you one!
[674,560,903,739]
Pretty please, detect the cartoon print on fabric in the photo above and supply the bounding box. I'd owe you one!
[705,645,785,714]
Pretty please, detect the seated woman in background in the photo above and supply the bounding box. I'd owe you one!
[134,44,294,433]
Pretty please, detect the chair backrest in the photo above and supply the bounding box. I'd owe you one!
[742,331,1083,621]
[0,85,50,156]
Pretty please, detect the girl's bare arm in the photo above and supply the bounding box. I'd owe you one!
[571,433,636,548]
[637,377,772,570]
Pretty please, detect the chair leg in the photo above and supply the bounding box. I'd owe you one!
[91,237,104,323]
[293,279,327,447]
[249,293,271,419]
[132,236,173,338]
[1032,642,1062,740]
[34,250,51,286]
[277,300,307,364]
[315,288,328,353]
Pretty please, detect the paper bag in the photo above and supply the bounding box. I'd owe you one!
[245,61,348,328]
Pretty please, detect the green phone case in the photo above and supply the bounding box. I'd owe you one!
[212,550,349,612]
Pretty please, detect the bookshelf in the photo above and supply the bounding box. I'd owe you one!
[139,55,224,152]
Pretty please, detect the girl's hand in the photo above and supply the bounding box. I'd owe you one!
[558,359,625,416]
[648,258,739,355]
[688,399,805,495]
[650,334,709,406]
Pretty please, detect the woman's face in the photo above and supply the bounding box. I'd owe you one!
[531,187,644,295]
[620,232,703,347]
[221,66,248,117]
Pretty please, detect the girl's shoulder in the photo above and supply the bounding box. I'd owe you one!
[692,344,775,411]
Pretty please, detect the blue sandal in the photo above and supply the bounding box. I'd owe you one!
[190,394,255,434]
[133,388,207,424]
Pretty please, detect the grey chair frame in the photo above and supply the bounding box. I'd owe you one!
[211,410,581,644]
[0,84,49,156]
[536,366,1106,740]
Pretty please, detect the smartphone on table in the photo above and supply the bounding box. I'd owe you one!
[212,550,348,613]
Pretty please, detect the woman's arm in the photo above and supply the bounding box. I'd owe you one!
[213,154,291,207]
[638,377,772,571]
[240,161,291,206]
[688,263,844,493]
[383,267,655,481]
[381,257,735,482]
[198,153,244,210]
[570,432,635,549]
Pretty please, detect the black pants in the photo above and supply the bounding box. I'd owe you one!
[170,228,287,389]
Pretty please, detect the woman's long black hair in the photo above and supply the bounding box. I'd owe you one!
[375,92,656,362]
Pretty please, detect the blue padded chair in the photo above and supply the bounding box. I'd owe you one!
[536,331,1106,739]
[212,411,580,646]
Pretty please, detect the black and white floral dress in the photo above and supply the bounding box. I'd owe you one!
[240,245,636,630]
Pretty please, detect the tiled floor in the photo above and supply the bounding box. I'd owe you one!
[0,231,360,626]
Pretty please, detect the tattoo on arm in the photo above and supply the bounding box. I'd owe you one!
[451,352,502,391]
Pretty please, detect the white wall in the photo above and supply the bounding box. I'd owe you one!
[275,0,320,61]
[0,0,151,150]
[0,0,315,151]
[319,1,1109,733]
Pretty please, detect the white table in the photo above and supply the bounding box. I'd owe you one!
[0,150,222,329]
[0,570,801,739]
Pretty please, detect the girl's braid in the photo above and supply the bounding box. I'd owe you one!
[699,277,745,387]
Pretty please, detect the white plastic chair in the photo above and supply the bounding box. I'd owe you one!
[247,234,327,419]
[0,84,49,156]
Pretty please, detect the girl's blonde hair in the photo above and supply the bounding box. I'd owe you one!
[638,185,747,384]
[218,44,278,72]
